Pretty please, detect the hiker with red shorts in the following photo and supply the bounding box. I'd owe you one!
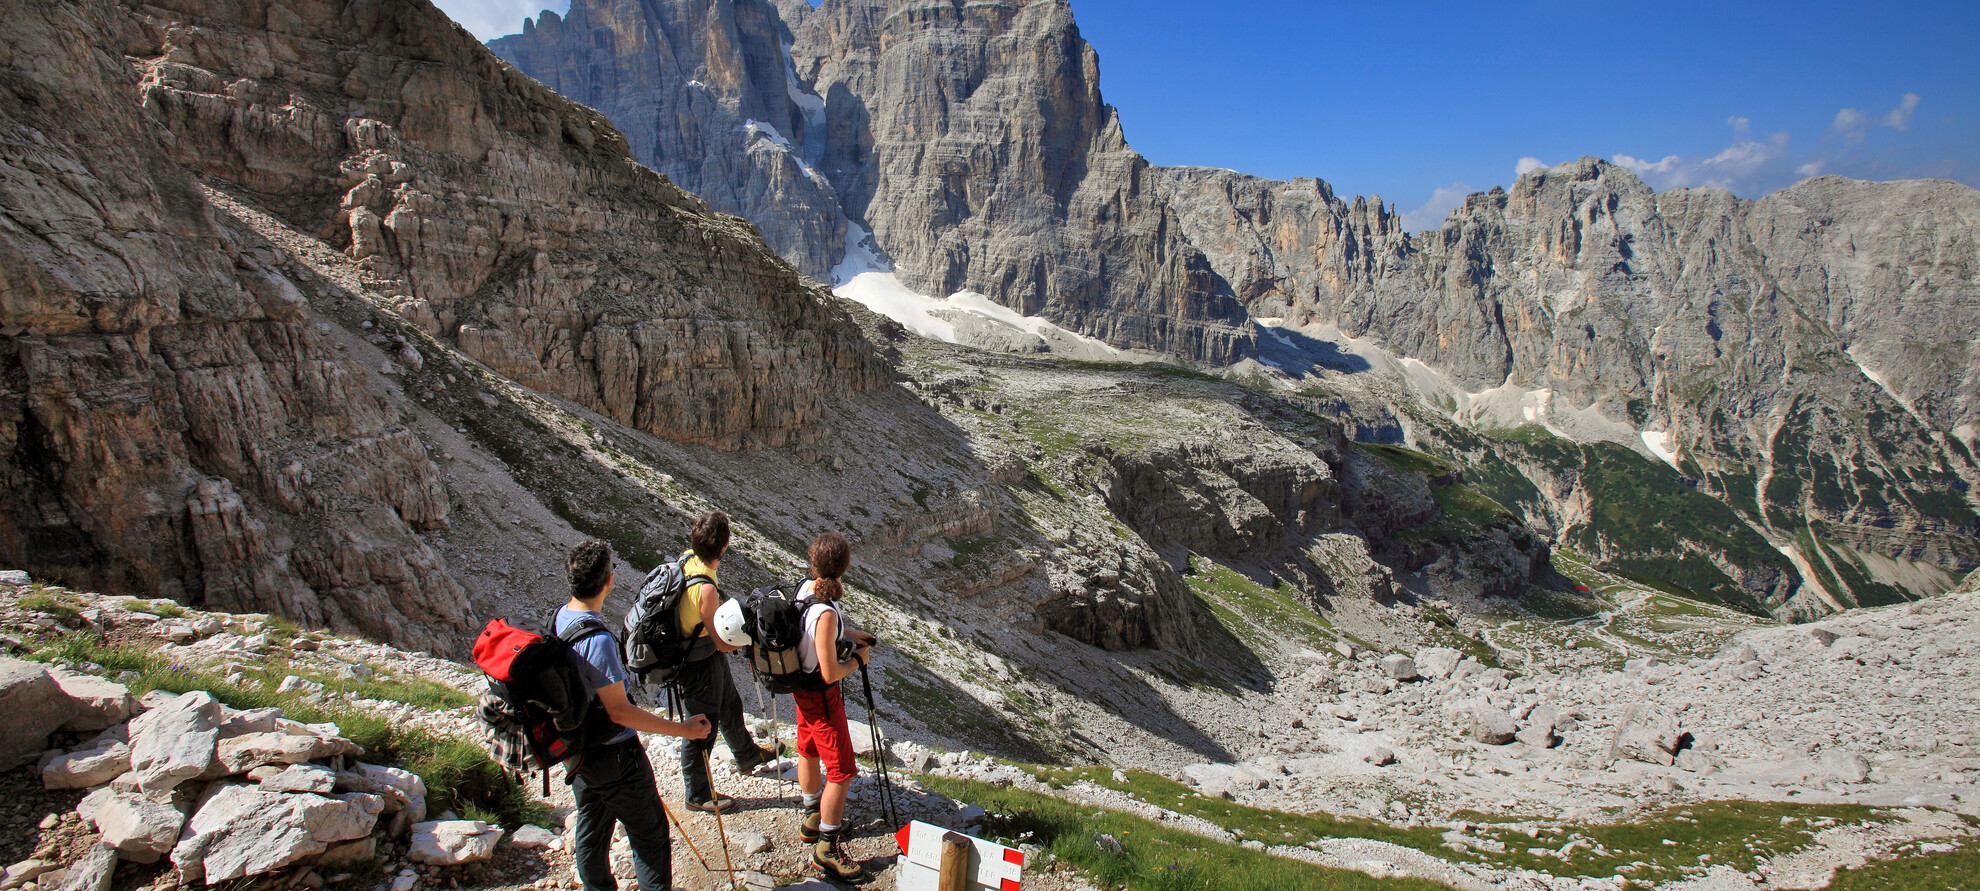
[791,532,874,882]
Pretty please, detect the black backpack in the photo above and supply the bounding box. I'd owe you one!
[743,581,830,694]
[622,552,715,685]
[473,613,620,793]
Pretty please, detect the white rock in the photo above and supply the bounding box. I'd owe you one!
[42,742,131,790]
[354,762,428,822]
[1470,710,1516,745]
[1364,747,1397,766]
[0,657,80,771]
[1820,750,1870,784]
[507,825,558,849]
[407,820,503,865]
[213,731,356,775]
[1615,710,1683,766]
[1414,648,1462,681]
[1379,654,1420,681]
[89,790,187,862]
[127,690,221,792]
[258,764,338,794]
[171,786,382,882]
[216,708,282,739]
[53,844,114,891]
[1,861,56,891]
[738,832,772,855]
[52,674,135,732]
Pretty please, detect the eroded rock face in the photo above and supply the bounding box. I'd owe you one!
[497,0,1256,364]
[0,0,468,647]
[128,0,889,452]
[1162,160,1980,610]
[1,0,889,643]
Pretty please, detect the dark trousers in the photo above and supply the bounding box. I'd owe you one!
[571,737,671,891]
[675,652,759,803]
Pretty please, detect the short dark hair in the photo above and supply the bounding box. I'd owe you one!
[567,539,614,601]
[690,511,730,563]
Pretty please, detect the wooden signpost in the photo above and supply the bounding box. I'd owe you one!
[893,821,1027,891]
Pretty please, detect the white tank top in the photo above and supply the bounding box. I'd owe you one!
[796,580,846,673]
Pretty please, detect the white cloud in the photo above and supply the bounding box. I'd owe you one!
[430,0,568,41]
[1613,119,1791,193]
[1881,92,1920,131]
[1796,160,1826,176]
[1401,182,1474,233]
[1828,93,1921,141]
[1514,157,1549,176]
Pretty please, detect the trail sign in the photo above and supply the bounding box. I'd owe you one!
[893,821,1026,891]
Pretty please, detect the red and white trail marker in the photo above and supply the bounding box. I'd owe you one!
[893,821,1026,891]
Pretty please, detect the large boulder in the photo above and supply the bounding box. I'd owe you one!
[1379,654,1420,681]
[80,788,187,862]
[258,764,338,794]
[1469,709,1517,745]
[42,741,132,790]
[171,786,383,882]
[1614,709,1685,766]
[128,691,222,792]
[1414,647,1463,681]
[1820,750,1871,784]
[338,762,427,835]
[0,657,80,769]
[407,821,504,866]
[53,674,135,732]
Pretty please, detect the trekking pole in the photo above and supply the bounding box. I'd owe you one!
[857,661,902,826]
[655,797,713,872]
[703,757,742,890]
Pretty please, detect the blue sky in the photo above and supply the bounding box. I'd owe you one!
[440,0,1979,232]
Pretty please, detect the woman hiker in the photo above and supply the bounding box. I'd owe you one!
[792,531,876,882]
[674,510,782,811]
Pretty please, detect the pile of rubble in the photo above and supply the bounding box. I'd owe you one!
[0,654,542,891]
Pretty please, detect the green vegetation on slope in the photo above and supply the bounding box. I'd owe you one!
[919,774,1450,891]
[1026,767,1902,883]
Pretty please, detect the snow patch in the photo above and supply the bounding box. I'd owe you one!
[780,42,828,169]
[1640,431,1680,469]
[829,223,1117,356]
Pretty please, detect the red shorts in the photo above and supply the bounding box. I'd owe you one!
[793,685,859,784]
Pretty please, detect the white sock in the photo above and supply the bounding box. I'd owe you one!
[819,821,840,833]
[802,792,821,808]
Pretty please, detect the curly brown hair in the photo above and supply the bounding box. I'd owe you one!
[808,532,850,602]
[690,511,730,563]
[567,539,613,601]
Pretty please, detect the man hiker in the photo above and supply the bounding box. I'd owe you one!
[676,510,782,811]
[559,540,713,891]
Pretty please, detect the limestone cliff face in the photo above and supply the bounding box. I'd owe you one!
[132,0,889,452]
[1162,160,1980,608]
[496,0,1256,364]
[0,0,466,649]
[2,0,889,644]
[489,0,850,281]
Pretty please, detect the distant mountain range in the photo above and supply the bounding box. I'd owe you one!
[489,0,1978,616]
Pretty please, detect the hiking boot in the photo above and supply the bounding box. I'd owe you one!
[734,742,785,776]
[684,793,736,814]
[798,803,822,844]
[812,829,865,883]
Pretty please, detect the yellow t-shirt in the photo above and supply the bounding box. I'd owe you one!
[676,554,720,638]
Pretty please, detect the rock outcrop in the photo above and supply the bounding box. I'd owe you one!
[0,0,472,648]
[496,0,1256,364]
[1,0,890,639]
[1164,160,1980,613]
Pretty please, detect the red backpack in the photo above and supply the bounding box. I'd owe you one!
[473,613,617,792]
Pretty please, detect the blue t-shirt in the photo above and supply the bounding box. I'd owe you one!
[555,607,636,746]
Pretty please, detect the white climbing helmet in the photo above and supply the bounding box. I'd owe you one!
[713,597,752,647]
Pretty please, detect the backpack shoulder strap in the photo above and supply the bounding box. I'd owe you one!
[555,612,613,646]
